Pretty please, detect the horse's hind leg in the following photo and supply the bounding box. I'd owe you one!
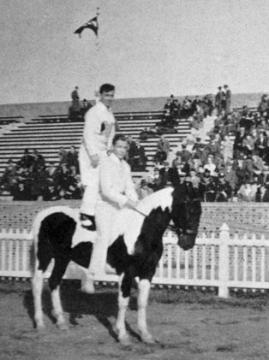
[32,268,45,330]
[137,279,155,344]
[49,257,70,330]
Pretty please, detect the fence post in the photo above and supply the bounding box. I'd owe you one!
[218,223,230,298]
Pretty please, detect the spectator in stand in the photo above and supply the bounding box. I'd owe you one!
[257,94,269,115]
[255,130,267,160]
[168,156,189,186]
[155,135,170,163]
[256,175,269,202]
[233,127,246,157]
[0,159,17,194]
[242,134,255,156]
[58,147,68,164]
[237,177,258,202]
[128,140,147,171]
[66,145,79,173]
[71,86,80,106]
[179,143,192,163]
[223,85,232,114]
[31,149,45,172]
[80,99,92,118]
[224,161,238,195]
[200,169,217,202]
[19,149,34,169]
[215,172,232,202]
[221,134,234,163]
[203,154,217,176]
[215,86,225,115]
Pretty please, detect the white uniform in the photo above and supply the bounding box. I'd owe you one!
[79,101,116,215]
[89,153,138,275]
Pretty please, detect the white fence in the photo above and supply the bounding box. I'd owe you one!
[0,224,269,298]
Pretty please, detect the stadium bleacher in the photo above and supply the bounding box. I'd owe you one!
[0,112,190,176]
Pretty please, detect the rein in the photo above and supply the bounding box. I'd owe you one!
[132,207,178,233]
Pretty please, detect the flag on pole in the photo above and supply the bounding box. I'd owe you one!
[74,16,98,37]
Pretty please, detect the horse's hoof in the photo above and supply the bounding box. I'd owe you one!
[57,322,69,331]
[140,332,155,344]
[119,335,132,347]
[36,323,45,332]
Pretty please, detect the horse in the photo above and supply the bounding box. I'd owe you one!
[31,183,202,345]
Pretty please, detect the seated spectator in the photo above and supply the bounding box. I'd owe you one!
[255,130,267,160]
[242,134,255,156]
[179,143,192,163]
[200,169,217,202]
[168,156,189,186]
[221,134,234,163]
[0,159,17,193]
[18,149,34,169]
[139,126,158,141]
[66,145,79,173]
[237,178,258,202]
[58,147,68,164]
[203,154,217,176]
[215,172,232,201]
[154,135,170,163]
[31,149,45,172]
[128,140,147,171]
[224,161,238,194]
[80,99,92,117]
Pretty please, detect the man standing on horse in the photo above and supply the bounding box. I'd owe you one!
[79,83,116,230]
[85,134,138,293]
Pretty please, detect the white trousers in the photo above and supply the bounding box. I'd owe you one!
[79,147,107,215]
[89,201,118,275]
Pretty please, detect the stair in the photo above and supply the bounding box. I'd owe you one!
[0,113,191,176]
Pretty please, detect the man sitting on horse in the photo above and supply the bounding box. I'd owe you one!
[84,134,138,293]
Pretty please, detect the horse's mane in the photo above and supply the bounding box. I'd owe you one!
[136,187,174,216]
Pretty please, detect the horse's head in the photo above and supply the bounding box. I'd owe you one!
[170,183,202,250]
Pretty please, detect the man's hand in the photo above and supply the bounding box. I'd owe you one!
[90,154,99,168]
[126,199,138,209]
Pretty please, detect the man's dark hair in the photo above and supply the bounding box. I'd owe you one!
[112,134,127,145]
[100,83,115,93]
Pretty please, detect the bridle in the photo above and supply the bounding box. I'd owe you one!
[132,197,200,235]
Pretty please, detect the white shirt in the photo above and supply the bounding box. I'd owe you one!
[82,101,115,156]
[98,153,138,208]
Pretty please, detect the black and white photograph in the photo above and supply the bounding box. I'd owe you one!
[1,0,269,359]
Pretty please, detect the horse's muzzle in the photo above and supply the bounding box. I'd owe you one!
[177,230,197,250]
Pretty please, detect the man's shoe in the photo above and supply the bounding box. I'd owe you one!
[80,213,96,231]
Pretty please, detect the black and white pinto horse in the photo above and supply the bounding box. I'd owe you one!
[31,184,202,345]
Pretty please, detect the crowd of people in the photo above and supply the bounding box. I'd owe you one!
[0,146,82,200]
[138,89,269,202]
[2,85,269,202]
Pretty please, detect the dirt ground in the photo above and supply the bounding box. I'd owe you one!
[1,281,269,360]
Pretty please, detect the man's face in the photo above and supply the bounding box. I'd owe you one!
[113,140,128,160]
[100,90,115,108]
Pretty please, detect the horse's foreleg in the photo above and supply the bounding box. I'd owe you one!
[137,279,155,343]
[49,257,69,330]
[115,274,131,346]
[32,269,45,330]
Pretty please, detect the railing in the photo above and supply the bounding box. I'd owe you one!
[0,224,269,298]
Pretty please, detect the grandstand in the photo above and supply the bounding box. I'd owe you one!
[0,109,190,176]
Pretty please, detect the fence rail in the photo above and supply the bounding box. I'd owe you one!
[0,224,269,298]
